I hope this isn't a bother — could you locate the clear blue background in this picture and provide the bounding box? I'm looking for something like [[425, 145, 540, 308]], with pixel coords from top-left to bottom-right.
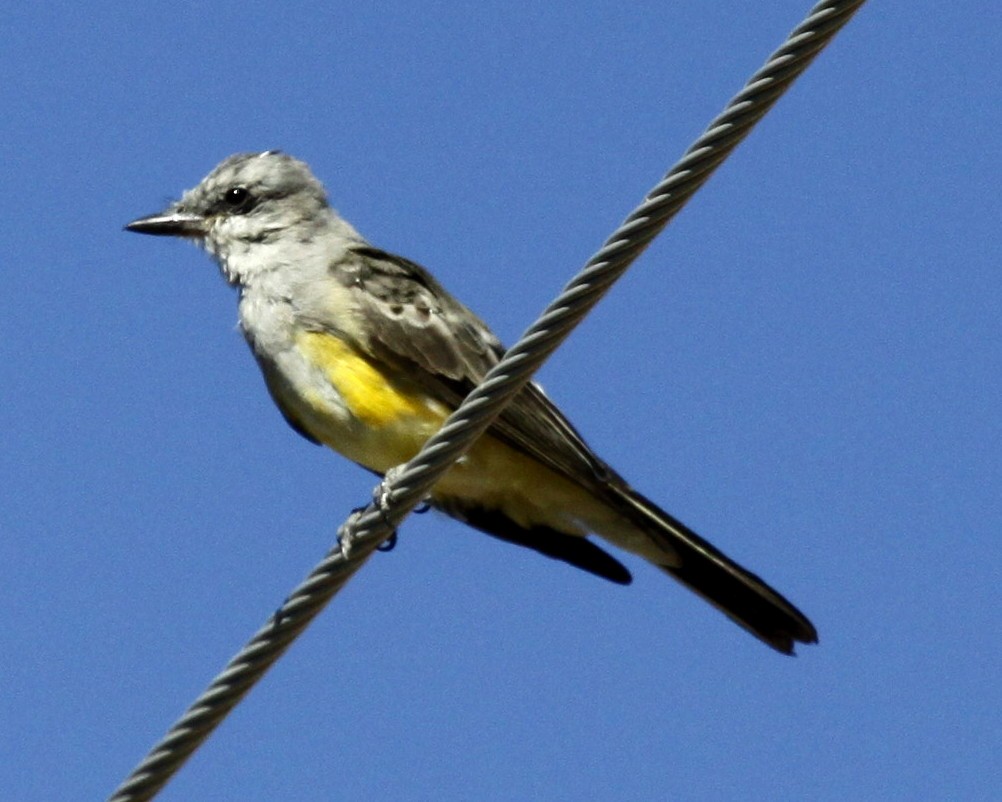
[[2, 2, 998, 800]]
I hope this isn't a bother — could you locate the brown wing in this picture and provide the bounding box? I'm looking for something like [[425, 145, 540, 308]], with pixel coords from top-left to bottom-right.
[[327, 245, 614, 490]]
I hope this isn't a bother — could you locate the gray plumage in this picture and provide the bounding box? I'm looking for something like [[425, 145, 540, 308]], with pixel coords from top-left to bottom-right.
[[127, 151, 818, 654]]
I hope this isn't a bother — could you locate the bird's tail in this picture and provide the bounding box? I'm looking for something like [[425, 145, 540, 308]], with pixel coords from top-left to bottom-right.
[[605, 484, 818, 654]]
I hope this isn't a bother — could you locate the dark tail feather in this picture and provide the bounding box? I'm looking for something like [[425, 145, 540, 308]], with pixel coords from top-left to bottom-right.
[[613, 486, 818, 655], [435, 499, 633, 585]]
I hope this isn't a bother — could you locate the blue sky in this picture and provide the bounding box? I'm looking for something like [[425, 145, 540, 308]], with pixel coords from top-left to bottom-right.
[[2, 2, 999, 800]]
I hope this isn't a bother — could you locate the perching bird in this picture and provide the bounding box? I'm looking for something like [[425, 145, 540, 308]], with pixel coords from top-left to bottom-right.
[[126, 151, 817, 654]]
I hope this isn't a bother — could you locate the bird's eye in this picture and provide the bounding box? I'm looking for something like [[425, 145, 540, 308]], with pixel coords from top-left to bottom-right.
[[222, 186, 253, 212]]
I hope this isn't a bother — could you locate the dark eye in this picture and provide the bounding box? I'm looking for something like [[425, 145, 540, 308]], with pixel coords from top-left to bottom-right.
[[222, 186, 254, 212]]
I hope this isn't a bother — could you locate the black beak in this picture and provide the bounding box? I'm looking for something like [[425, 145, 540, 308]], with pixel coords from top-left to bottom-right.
[[125, 210, 207, 238]]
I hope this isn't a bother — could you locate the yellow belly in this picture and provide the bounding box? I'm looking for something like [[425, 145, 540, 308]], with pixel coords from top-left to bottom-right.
[[292, 330, 449, 470], [284, 330, 591, 535]]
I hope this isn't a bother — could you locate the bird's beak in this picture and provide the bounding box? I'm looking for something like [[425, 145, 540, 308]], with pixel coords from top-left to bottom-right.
[[125, 209, 207, 238]]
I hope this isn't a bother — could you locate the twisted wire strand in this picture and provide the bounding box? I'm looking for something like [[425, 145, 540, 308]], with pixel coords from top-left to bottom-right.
[[108, 2, 864, 799]]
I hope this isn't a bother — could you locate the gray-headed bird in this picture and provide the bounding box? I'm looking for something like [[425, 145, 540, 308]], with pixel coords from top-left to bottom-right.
[[127, 151, 818, 654]]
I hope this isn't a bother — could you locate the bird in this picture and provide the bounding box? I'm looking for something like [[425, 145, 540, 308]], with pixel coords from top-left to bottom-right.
[[126, 150, 818, 654]]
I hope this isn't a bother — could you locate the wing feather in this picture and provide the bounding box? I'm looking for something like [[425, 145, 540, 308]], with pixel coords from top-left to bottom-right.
[[323, 245, 613, 488]]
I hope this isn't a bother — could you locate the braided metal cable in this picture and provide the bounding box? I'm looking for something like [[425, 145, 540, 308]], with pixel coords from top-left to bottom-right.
[[108, 2, 864, 799]]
